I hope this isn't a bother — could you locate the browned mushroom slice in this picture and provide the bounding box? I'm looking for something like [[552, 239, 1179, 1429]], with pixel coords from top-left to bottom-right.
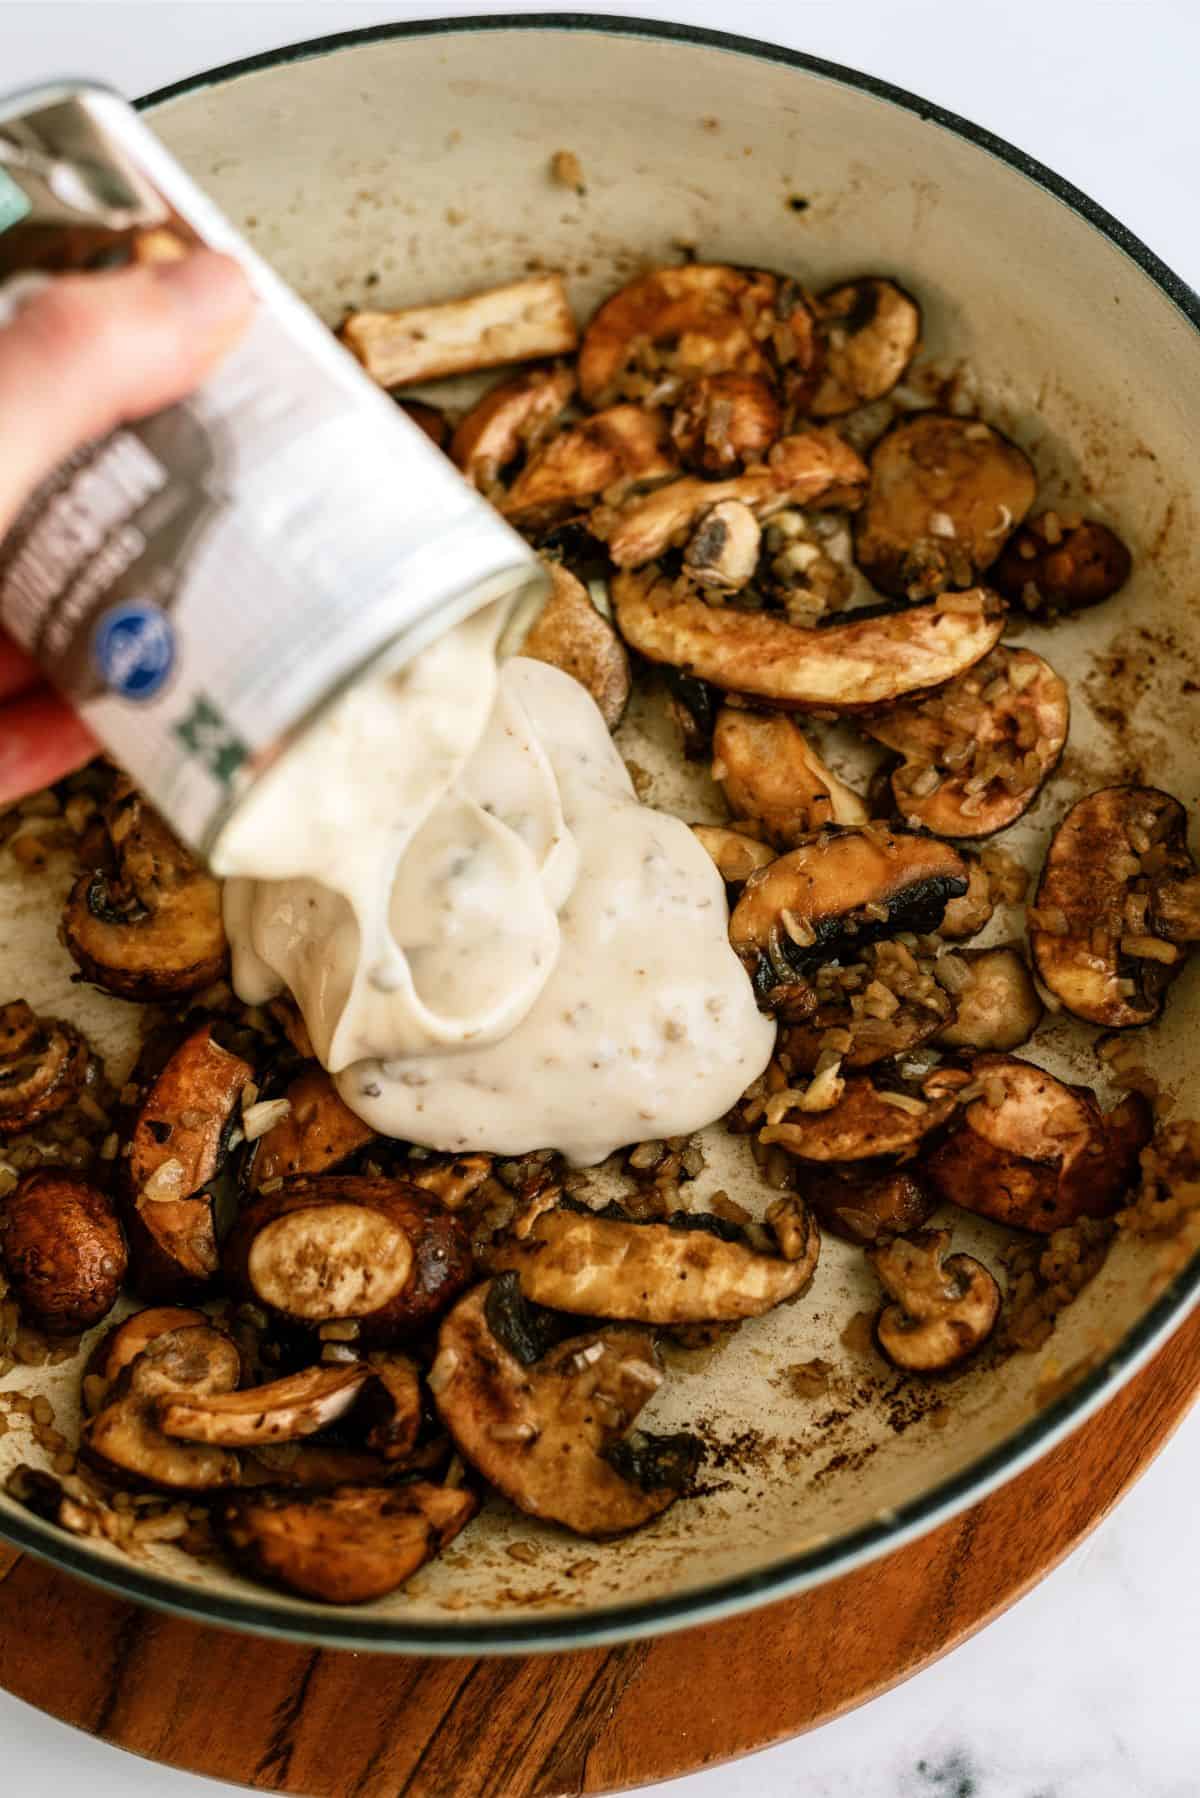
[[577, 263, 782, 405], [518, 563, 631, 729], [758, 1072, 961, 1164], [431, 1277, 700, 1538], [864, 647, 1069, 838], [62, 780, 228, 1001], [713, 707, 868, 847], [682, 499, 763, 592], [691, 824, 776, 887], [0, 1170, 126, 1336], [780, 940, 953, 1073], [398, 400, 450, 451], [405, 1153, 494, 1212], [1030, 787, 1197, 1028], [218, 1481, 478, 1605], [82, 1305, 211, 1413], [871, 1230, 1000, 1371], [450, 364, 576, 486], [670, 373, 784, 472], [83, 1324, 243, 1492], [854, 413, 1036, 599], [935, 947, 1043, 1052], [938, 855, 995, 940], [501, 403, 676, 532], [992, 515, 1132, 614], [225, 1175, 473, 1343], [599, 429, 867, 569], [492, 1195, 818, 1323], [159, 1363, 368, 1447], [614, 571, 1005, 709], [0, 1000, 90, 1135], [247, 1066, 375, 1193], [923, 1053, 1153, 1232], [801, 1168, 935, 1245], [358, 1354, 424, 1462], [729, 827, 967, 1009], [810, 278, 922, 417], [123, 1024, 253, 1299], [340, 273, 577, 387]]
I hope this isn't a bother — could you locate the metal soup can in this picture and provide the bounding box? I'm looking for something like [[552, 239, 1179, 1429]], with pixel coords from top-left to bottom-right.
[[0, 80, 546, 857]]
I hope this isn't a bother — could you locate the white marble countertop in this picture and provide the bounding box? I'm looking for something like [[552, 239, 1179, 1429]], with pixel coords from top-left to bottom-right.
[[3, 3, 1199, 1793]]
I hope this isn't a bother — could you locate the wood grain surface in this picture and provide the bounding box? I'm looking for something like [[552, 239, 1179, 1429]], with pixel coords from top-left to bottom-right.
[[1, 1305, 1198, 1797]]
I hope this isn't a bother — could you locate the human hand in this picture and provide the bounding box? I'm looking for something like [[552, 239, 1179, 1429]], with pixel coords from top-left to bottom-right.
[[0, 249, 254, 805]]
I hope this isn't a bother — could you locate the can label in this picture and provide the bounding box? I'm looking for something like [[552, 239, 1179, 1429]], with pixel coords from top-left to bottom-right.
[[0, 84, 541, 853]]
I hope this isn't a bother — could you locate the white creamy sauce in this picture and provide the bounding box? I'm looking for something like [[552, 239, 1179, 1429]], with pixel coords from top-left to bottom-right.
[[217, 606, 775, 1166]]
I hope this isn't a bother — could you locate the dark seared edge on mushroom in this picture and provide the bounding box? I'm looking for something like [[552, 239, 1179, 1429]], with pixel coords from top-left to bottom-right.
[[664, 667, 720, 759], [729, 826, 968, 1010], [518, 562, 632, 730], [992, 514, 1132, 615], [853, 412, 1036, 599], [0, 999, 90, 1135], [810, 277, 922, 418], [244, 1064, 376, 1193], [863, 646, 1070, 839], [759, 1070, 963, 1165], [923, 1053, 1153, 1233], [712, 707, 867, 847], [122, 1023, 253, 1300], [613, 569, 1005, 710], [224, 1174, 473, 1344], [870, 1229, 1000, 1372], [800, 1168, 935, 1246], [218, 1481, 479, 1605], [83, 1323, 243, 1492], [0, 1170, 126, 1335], [1030, 786, 1200, 1028], [61, 778, 228, 1001], [491, 1191, 819, 1323], [430, 1276, 702, 1538]]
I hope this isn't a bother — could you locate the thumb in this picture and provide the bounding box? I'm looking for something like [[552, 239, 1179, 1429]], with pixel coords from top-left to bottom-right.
[[0, 249, 254, 535]]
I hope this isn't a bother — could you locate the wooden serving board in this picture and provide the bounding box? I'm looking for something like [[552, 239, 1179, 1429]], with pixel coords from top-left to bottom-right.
[[1, 1304, 1198, 1797]]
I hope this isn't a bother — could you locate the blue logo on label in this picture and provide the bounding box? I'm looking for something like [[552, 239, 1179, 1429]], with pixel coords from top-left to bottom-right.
[[92, 602, 175, 701]]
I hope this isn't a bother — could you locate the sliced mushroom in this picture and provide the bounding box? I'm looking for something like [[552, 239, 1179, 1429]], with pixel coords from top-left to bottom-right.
[[864, 646, 1069, 837], [599, 429, 867, 568], [405, 1153, 495, 1212], [492, 1194, 818, 1323], [938, 855, 995, 940], [758, 1071, 961, 1164], [501, 402, 676, 532], [0, 1170, 126, 1335], [810, 278, 922, 417], [613, 571, 1005, 709], [0, 1000, 90, 1135], [801, 1168, 935, 1245], [691, 824, 776, 886], [871, 1230, 1000, 1371], [450, 364, 576, 486], [158, 1363, 368, 1448], [218, 1481, 478, 1605], [993, 514, 1131, 614], [713, 707, 868, 847], [123, 1024, 253, 1299], [682, 499, 762, 592], [82, 1305, 210, 1414], [340, 273, 577, 387], [83, 1324, 242, 1491], [670, 373, 783, 472], [935, 946, 1043, 1051], [431, 1276, 700, 1537], [1030, 787, 1198, 1028], [62, 779, 228, 1001], [225, 1175, 473, 1343], [398, 400, 450, 451], [357, 1353, 425, 1462], [518, 562, 632, 729], [779, 940, 954, 1072], [923, 1053, 1153, 1231], [854, 413, 1036, 598], [577, 263, 786, 406], [729, 827, 967, 1008], [246, 1066, 376, 1193], [664, 667, 720, 758]]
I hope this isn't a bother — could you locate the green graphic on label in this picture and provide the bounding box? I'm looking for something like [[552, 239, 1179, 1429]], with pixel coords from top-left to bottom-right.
[[0, 169, 31, 235], [175, 696, 249, 788]]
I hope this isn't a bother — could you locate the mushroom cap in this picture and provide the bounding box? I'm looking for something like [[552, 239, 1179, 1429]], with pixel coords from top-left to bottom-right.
[[992, 516, 1131, 614], [83, 1305, 211, 1412], [760, 1072, 961, 1164], [811, 277, 922, 417], [935, 946, 1043, 1052], [246, 1065, 375, 1192], [449, 364, 575, 485], [83, 1324, 243, 1492], [713, 707, 868, 847], [502, 403, 676, 531], [577, 263, 782, 405], [519, 562, 632, 730], [0, 1170, 126, 1336], [801, 1168, 935, 1245], [871, 1229, 1000, 1371], [0, 1000, 90, 1136], [671, 373, 784, 473]]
